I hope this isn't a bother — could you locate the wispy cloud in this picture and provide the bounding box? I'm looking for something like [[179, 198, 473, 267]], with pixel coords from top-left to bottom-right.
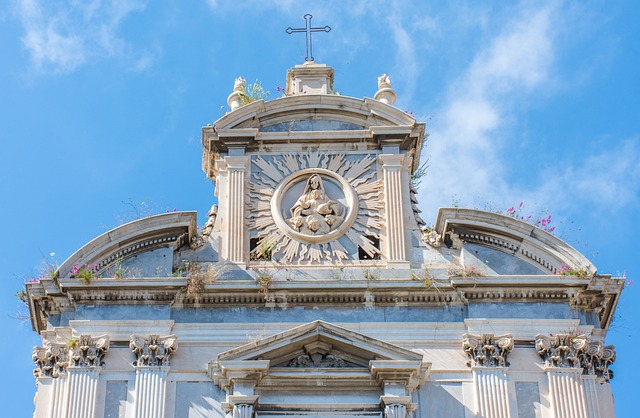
[[14, 0, 147, 74], [418, 3, 557, 217]]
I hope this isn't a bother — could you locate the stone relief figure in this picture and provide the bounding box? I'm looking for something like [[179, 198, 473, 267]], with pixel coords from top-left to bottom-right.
[[289, 174, 344, 235]]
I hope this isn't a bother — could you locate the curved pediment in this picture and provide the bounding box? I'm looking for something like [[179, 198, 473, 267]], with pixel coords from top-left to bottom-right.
[[56, 212, 197, 278], [213, 95, 420, 131], [201, 95, 426, 178], [435, 208, 596, 276]]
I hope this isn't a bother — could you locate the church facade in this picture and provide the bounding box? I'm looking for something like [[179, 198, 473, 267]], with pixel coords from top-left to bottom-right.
[[26, 62, 622, 418]]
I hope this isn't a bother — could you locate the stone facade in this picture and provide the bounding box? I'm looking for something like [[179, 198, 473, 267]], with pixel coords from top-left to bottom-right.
[[25, 62, 623, 418]]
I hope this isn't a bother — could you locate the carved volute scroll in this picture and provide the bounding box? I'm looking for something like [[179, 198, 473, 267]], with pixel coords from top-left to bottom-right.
[[462, 333, 514, 367], [33, 342, 68, 378], [130, 334, 178, 367], [535, 334, 588, 368], [70, 335, 110, 368], [581, 342, 616, 381], [287, 341, 351, 368]]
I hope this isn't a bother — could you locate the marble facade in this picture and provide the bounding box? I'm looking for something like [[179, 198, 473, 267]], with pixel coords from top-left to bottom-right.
[[26, 62, 622, 418]]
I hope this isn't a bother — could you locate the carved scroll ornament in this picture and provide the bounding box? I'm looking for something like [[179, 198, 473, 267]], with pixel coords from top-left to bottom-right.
[[130, 334, 178, 367], [581, 342, 616, 381], [462, 333, 514, 367], [33, 342, 68, 378], [70, 334, 110, 368], [535, 334, 588, 368]]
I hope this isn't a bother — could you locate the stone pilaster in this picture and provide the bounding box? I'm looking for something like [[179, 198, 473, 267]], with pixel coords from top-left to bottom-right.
[[66, 335, 110, 418], [33, 342, 69, 418], [463, 334, 514, 418], [380, 397, 410, 418], [130, 334, 178, 418], [218, 155, 249, 265], [228, 395, 259, 418], [579, 342, 616, 418], [379, 154, 408, 266], [535, 334, 589, 418]]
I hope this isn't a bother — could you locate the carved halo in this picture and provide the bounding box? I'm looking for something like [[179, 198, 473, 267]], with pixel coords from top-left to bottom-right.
[[272, 169, 358, 245]]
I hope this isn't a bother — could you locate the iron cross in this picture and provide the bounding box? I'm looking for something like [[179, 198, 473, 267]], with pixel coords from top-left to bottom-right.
[[286, 14, 331, 62]]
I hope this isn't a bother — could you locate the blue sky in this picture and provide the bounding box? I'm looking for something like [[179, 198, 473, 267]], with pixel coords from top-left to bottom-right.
[[1, 1, 638, 416]]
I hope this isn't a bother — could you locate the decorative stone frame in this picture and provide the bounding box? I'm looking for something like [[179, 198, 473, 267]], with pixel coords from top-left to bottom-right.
[[271, 168, 358, 245]]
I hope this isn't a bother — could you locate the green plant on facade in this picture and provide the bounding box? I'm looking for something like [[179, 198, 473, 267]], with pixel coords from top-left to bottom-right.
[[241, 80, 270, 105], [254, 269, 273, 294], [70, 263, 101, 285], [184, 262, 219, 296], [558, 265, 589, 279], [68, 338, 77, 349], [362, 268, 380, 281], [410, 268, 437, 288]]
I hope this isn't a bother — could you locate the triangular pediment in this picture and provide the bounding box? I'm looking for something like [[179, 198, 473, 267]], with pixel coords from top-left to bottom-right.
[[218, 320, 423, 369]]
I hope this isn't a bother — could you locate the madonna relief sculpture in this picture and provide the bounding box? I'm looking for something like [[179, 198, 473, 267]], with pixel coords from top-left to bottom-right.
[[289, 174, 344, 236]]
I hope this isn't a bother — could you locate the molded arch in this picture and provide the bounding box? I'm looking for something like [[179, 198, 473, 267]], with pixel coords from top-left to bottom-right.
[[435, 208, 596, 276], [57, 212, 197, 278]]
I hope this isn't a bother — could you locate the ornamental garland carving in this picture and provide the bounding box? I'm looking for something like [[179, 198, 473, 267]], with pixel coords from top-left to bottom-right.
[[33, 342, 68, 378], [130, 334, 178, 367], [462, 333, 514, 367], [248, 151, 383, 264], [580, 342, 616, 381], [535, 334, 588, 368], [70, 335, 110, 368]]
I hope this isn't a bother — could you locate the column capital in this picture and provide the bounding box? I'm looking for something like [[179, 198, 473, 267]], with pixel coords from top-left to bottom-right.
[[462, 333, 513, 368], [535, 333, 587, 369], [69, 334, 110, 368], [378, 153, 405, 167], [130, 334, 177, 367], [33, 342, 68, 378], [580, 342, 616, 382]]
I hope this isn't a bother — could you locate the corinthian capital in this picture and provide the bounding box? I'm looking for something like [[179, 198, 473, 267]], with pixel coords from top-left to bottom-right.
[[535, 334, 588, 368], [33, 342, 68, 378], [462, 333, 514, 367], [130, 334, 178, 367], [70, 335, 110, 368], [581, 342, 616, 381]]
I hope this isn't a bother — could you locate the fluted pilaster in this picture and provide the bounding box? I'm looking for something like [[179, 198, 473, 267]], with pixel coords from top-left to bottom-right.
[[379, 154, 407, 264], [536, 334, 589, 418], [218, 156, 249, 264], [463, 334, 513, 418], [130, 334, 177, 418]]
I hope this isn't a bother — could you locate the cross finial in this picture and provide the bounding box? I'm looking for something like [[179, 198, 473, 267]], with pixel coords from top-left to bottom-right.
[[286, 14, 331, 62]]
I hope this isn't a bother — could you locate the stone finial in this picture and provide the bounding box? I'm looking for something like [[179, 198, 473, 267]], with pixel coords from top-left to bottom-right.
[[581, 342, 616, 381], [130, 334, 178, 367], [70, 335, 110, 368], [228, 77, 247, 111], [374, 73, 397, 105], [33, 342, 68, 378], [463, 333, 514, 367], [535, 334, 588, 368], [378, 74, 391, 89], [233, 77, 246, 92]]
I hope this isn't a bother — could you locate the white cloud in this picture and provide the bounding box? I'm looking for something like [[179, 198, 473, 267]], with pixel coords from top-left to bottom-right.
[[539, 139, 640, 211], [418, 3, 556, 217], [14, 0, 147, 73]]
